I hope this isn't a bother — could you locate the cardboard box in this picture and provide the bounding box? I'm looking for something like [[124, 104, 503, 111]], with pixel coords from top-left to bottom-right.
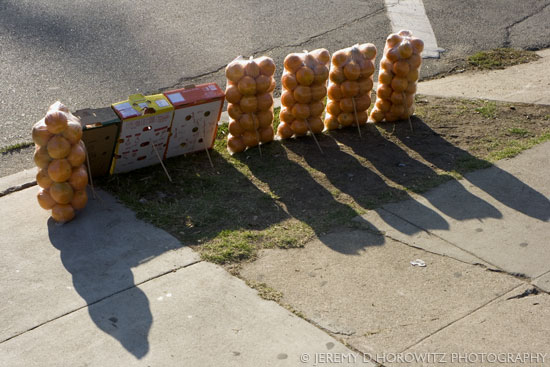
[[73, 107, 120, 178], [111, 94, 174, 174], [163, 83, 225, 158]]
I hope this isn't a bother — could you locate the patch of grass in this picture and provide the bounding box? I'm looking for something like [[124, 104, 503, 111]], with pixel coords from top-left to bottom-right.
[[475, 101, 497, 119], [507, 127, 531, 137], [246, 281, 283, 302], [488, 132, 550, 161], [455, 155, 492, 172], [467, 48, 540, 70], [1, 141, 34, 154], [201, 230, 257, 264]]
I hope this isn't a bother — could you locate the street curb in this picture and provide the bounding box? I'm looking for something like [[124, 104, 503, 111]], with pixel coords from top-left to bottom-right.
[[0, 168, 37, 198]]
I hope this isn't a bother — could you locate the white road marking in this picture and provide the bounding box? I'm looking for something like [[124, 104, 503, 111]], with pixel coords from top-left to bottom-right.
[[384, 0, 445, 58]]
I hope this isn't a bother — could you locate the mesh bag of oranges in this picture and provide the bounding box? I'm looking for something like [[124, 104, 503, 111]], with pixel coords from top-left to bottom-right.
[[324, 43, 377, 131], [277, 49, 330, 139], [33, 101, 89, 223], [225, 56, 276, 154], [369, 30, 424, 123]]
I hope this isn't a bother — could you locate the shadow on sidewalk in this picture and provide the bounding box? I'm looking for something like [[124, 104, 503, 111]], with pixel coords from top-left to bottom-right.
[[391, 117, 550, 222]]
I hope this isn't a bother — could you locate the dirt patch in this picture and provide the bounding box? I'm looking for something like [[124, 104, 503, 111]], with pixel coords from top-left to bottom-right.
[[99, 95, 550, 264]]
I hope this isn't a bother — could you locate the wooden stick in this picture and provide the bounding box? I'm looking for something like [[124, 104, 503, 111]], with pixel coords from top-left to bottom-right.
[[82, 141, 98, 201], [306, 121, 324, 154], [202, 121, 214, 168], [256, 129, 262, 158], [152, 143, 173, 182], [352, 97, 362, 138]]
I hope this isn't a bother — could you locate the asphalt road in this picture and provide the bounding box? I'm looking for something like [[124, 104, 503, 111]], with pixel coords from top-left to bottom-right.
[[1, 0, 550, 176]]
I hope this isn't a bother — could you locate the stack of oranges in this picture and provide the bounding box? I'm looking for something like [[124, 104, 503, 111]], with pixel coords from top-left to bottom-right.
[[369, 30, 424, 123], [225, 56, 276, 154], [324, 43, 377, 130], [33, 102, 88, 223], [277, 49, 330, 139]]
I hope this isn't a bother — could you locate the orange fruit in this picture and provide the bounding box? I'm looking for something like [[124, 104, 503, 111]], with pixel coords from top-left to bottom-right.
[[239, 114, 259, 131], [324, 115, 339, 130], [281, 90, 296, 108], [390, 91, 405, 105], [228, 120, 244, 136], [389, 103, 405, 117], [377, 84, 393, 100], [279, 108, 295, 123], [293, 86, 312, 104], [257, 93, 273, 111], [411, 38, 424, 54], [291, 119, 308, 136], [338, 112, 354, 127], [375, 98, 391, 112], [332, 50, 350, 67], [48, 101, 69, 113], [339, 98, 354, 113], [407, 68, 419, 83], [327, 83, 343, 100], [312, 48, 331, 65], [398, 29, 412, 37], [67, 142, 86, 167], [32, 119, 53, 147], [244, 61, 260, 78], [69, 165, 88, 191], [355, 94, 371, 111], [407, 105, 415, 116], [329, 67, 346, 84], [281, 73, 298, 91], [267, 79, 276, 93], [239, 96, 258, 113], [385, 48, 400, 62], [47, 158, 72, 182], [391, 77, 408, 93], [296, 66, 315, 86], [358, 78, 374, 95], [370, 108, 385, 123], [258, 126, 274, 143], [71, 189, 88, 210], [237, 76, 256, 96], [313, 64, 329, 84], [284, 53, 303, 73], [277, 122, 294, 139], [358, 43, 377, 60], [385, 112, 399, 122], [36, 168, 53, 189], [227, 103, 243, 120], [309, 101, 325, 117], [386, 33, 403, 47], [62, 120, 83, 145], [408, 54, 422, 69], [405, 93, 415, 107], [310, 84, 327, 101], [326, 101, 341, 116], [45, 110, 68, 134], [34, 145, 52, 169], [398, 41, 414, 59], [227, 135, 246, 153], [258, 57, 276, 76], [343, 62, 360, 81], [307, 117, 324, 134], [405, 82, 417, 95], [380, 58, 394, 72], [257, 109, 274, 128], [378, 71, 393, 85], [226, 62, 245, 83], [242, 130, 259, 147], [37, 188, 57, 210], [50, 182, 74, 204], [356, 110, 368, 126], [392, 60, 410, 77], [51, 204, 75, 223], [359, 60, 375, 78], [292, 104, 310, 120], [255, 74, 272, 94], [47, 135, 71, 159], [225, 85, 242, 104], [340, 80, 359, 98]]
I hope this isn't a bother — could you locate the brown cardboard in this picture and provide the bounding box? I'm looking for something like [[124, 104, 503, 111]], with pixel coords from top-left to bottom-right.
[[73, 108, 120, 178]]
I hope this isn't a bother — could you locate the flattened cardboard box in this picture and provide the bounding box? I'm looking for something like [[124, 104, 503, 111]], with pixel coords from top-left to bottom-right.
[[111, 94, 174, 174], [74, 107, 120, 178], [163, 83, 225, 158]]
